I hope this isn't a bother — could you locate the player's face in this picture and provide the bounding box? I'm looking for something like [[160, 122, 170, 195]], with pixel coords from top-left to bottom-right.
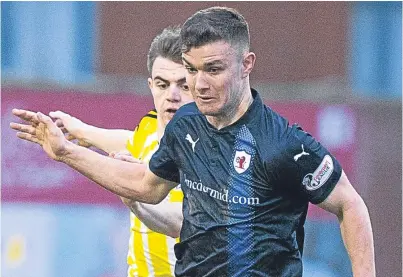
[[182, 41, 246, 117], [148, 57, 194, 126]]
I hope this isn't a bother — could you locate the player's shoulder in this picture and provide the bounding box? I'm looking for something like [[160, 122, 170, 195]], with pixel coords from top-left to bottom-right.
[[258, 105, 291, 137], [127, 110, 158, 157], [267, 108, 314, 149], [169, 102, 201, 126], [256, 105, 315, 152], [136, 109, 158, 132], [139, 109, 157, 123]]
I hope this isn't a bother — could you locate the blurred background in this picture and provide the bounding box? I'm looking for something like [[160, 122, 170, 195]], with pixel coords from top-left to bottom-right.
[[1, 2, 401, 277]]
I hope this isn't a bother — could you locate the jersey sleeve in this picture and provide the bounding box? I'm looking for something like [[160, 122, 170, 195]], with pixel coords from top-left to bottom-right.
[[149, 121, 180, 183], [275, 124, 343, 204]]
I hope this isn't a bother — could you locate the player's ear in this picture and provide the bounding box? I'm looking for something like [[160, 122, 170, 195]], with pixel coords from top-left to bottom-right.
[[241, 52, 256, 78], [148, 78, 153, 90]]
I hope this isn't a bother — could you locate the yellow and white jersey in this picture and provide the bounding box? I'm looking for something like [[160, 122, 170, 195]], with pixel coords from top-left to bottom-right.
[[126, 110, 183, 277]]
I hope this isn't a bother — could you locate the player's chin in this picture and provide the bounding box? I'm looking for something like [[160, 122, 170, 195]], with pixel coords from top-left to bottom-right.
[[163, 110, 176, 122], [196, 103, 221, 116]]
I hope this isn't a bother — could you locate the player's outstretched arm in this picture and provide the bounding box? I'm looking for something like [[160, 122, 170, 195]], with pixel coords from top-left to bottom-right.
[[10, 109, 175, 204], [317, 171, 376, 277], [122, 198, 183, 238], [112, 151, 183, 238], [49, 110, 133, 154]]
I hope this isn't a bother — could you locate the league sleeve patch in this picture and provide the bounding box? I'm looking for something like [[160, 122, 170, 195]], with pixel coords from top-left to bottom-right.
[[302, 155, 334, 191]]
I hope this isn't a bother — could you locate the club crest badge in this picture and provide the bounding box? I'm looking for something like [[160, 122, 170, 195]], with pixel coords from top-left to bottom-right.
[[233, 150, 251, 174]]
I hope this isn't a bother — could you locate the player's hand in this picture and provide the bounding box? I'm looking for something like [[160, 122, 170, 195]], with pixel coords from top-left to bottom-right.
[[109, 150, 143, 164], [49, 110, 92, 148], [10, 109, 70, 161]]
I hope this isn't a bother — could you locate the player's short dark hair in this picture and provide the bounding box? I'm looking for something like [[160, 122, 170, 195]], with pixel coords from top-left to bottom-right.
[[147, 26, 182, 74], [181, 7, 250, 54]]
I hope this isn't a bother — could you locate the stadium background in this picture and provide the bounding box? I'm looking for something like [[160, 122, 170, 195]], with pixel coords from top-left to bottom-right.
[[1, 2, 401, 277]]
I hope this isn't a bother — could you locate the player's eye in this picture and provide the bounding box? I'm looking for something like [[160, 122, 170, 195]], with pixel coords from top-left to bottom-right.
[[185, 66, 197, 74], [156, 83, 168, 89], [208, 67, 221, 74], [181, 84, 190, 91]]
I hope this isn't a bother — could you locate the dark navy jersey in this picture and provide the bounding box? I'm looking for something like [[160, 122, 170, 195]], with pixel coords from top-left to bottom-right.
[[149, 89, 342, 277]]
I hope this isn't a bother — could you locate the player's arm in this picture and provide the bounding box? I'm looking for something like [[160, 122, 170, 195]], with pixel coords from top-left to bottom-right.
[[122, 198, 183, 238], [317, 171, 375, 277], [10, 109, 175, 203], [281, 124, 375, 277], [62, 141, 176, 203], [49, 110, 133, 153], [112, 151, 183, 238]]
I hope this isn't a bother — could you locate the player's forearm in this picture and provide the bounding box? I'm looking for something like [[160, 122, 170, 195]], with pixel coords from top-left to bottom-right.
[[124, 198, 183, 238], [79, 125, 133, 153], [339, 197, 376, 277], [60, 141, 160, 203]]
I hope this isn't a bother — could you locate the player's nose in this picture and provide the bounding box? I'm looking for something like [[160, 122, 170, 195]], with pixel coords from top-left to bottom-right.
[[167, 85, 181, 102], [194, 72, 209, 92]]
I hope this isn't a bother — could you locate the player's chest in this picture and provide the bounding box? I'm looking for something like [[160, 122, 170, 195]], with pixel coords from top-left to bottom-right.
[[175, 127, 272, 194], [178, 128, 245, 169]]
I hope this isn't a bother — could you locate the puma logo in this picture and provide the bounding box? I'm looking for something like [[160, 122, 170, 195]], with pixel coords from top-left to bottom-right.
[[185, 134, 199, 152], [294, 144, 309, 161]]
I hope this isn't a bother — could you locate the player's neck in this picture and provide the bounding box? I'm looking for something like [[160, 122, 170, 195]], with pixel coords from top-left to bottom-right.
[[206, 87, 253, 130]]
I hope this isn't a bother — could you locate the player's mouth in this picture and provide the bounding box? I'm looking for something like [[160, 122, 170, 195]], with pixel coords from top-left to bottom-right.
[[198, 96, 214, 103], [165, 108, 178, 115]]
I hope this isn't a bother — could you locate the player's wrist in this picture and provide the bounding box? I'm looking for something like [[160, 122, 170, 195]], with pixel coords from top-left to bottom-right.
[[58, 140, 79, 163], [75, 122, 94, 144]]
